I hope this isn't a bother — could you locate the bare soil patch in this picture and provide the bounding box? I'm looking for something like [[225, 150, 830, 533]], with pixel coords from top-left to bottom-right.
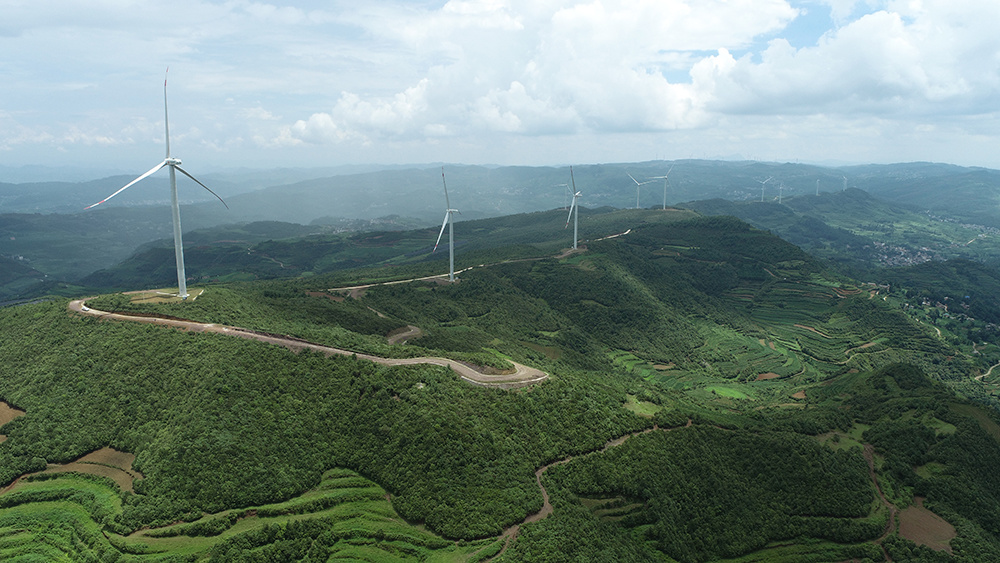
[[40, 447, 143, 492], [0, 401, 25, 426], [306, 291, 344, 302], [388, 325, 423, 345], [756, 372, 781, 381], [791, 390, 807, 400], [899, 497, 956, 553], [794, 324, 831, 338], [0, 401, 25, 443], [653, 363, 675, 370]]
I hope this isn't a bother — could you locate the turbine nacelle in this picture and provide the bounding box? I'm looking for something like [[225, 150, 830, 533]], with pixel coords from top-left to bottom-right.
[[166, 157, 182, 166]]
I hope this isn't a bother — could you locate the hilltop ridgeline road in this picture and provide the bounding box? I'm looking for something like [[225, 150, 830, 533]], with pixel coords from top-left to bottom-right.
[[68, 299, 548, 389]]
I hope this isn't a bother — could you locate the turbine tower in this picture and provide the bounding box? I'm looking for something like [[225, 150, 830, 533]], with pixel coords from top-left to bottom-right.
[[565, 166, 581, 249], [84, 69, 227, 300], [433, 167, 459, 282], [778, 182, 785, 204], [756, 176, 773, 202], [648, 165, 674, 210], [842, 176, 847, 191], [816, 179, 820, 196], [626, 171, 654, 209]]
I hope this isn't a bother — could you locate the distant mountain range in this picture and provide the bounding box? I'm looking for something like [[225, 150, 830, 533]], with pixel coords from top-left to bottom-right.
[[3, 159, 1000, 302]]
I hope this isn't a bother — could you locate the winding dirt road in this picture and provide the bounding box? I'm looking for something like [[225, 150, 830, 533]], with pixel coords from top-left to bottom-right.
[[68, 299, 547, 389]]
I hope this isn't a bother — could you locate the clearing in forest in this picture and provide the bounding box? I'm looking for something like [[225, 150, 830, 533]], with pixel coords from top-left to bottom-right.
[[43, 447, 143, 492], [898, 497, 956, 553]]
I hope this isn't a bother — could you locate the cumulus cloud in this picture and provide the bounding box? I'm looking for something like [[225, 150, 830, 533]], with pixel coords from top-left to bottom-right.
[[5, 0, 1000, 167]]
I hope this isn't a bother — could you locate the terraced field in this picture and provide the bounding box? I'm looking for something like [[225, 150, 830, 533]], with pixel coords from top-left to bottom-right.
[[0, 467, 499, 561]]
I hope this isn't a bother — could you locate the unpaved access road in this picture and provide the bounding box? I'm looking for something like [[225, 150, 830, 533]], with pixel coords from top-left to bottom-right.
[[69, 299, 547, 389]]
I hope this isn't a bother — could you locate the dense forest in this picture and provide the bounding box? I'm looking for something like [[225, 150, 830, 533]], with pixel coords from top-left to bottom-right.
[[3, 209, 1000, 561]]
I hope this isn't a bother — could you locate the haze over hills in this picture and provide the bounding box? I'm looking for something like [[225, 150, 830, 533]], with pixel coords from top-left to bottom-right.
[[4, 159, 1000, 302]]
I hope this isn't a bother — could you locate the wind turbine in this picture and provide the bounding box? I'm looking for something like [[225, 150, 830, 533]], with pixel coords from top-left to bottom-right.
[[565, 166, 581, 250], [433, 167, 459, 282], [816, 179, 820, 196], [842, 176, 847, 191], [648, 165, 674, 210], [84, 69, 227, 300], [778, 182, 785, 204], [756, 176, 773, 202], [626, 171, 654, 209]]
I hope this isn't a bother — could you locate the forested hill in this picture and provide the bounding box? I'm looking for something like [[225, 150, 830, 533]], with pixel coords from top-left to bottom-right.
[[3, 209, 1000, 560]]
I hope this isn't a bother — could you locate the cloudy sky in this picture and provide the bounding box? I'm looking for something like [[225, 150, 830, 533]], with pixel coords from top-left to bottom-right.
[[2, 0, 999, 173]]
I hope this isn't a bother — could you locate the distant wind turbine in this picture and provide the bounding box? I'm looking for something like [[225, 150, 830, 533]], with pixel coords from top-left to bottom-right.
[[648, 165, 674, 210], [842, 176, 847, 191], [626, 171, 654, 209], [433, 167, 459, 282], [756, 176, 773, 202], [816, 179, 820, 196], [84, 69, 227, 300], [778, 182, 785, 204], [566, 167, 581, 250]]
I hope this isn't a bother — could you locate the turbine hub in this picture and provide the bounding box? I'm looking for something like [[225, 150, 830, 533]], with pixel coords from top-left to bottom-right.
[[166, 157, 182, 166]]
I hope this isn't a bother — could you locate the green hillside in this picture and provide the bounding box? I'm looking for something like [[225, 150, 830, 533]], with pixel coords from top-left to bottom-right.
[[3, 209, 1000, 560]]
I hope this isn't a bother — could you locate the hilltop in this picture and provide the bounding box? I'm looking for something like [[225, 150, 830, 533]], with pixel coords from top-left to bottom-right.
[[2, 208, 1000, 560]]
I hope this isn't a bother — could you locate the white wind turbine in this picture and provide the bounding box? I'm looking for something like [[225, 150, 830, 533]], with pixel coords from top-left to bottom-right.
[[648, 165, 674, 210], [626, 171, 654, 209], [756, 176, 773, 202], [84, 69, 227, 300], [433, 167, 459, 282], [565, 166, 581, 250], [778, 182, 785, 204]]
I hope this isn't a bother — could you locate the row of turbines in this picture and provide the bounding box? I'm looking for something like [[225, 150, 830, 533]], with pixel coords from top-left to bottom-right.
[[85, 73, 856, 295], [755, 175, 850, 203], [84, 72, 598, 296]]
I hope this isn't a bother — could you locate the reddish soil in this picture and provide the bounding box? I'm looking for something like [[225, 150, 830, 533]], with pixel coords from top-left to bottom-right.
[[791, 390, 807, 400], [794, 324, 831, 338], [3, 447, 143, 495], [898, 497, 956, 553], [0, 402, 25, 426], [387, 325, 423, 345], [306, 291, 344, 302], [756, 372, 781, 381], [864, 444, 898, 561], [0, 401, 26, 444]]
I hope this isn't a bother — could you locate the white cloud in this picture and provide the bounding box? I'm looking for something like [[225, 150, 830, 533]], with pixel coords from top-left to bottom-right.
[[4, 0, 1000, 168]]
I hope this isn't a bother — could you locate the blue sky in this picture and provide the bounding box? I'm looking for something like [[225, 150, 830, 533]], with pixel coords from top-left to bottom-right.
[[2, 0, 998, 174]]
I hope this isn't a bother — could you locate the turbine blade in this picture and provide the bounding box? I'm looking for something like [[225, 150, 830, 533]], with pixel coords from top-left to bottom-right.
[[164, 67, 171, 159], [626, 171, 640, 186], [433, 212, 449, 252], [441, 167, 450, 210], [565, 197, 576, 228], [174, 165, 229, 209], [84, 161, 166, 209]]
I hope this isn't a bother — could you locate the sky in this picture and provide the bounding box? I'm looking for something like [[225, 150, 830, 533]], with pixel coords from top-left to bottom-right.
[[2, 0, 999, 174]]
